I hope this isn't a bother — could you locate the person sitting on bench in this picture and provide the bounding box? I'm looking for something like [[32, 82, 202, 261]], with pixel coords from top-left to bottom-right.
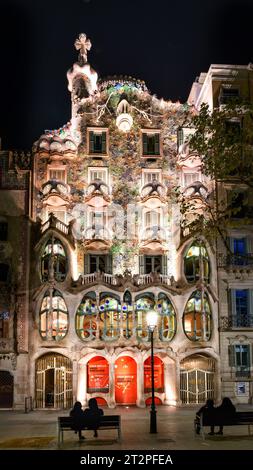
[[215, 397, 236, 435], [195, 399, 215, 435], [83, 398, 104, 438], [70, 401, 85, 441]]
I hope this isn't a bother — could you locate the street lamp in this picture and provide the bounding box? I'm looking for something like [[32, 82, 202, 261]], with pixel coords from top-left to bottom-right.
[[146, 309, 158, 434]]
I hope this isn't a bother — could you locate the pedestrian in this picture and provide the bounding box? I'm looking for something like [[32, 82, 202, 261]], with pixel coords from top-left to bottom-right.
[[83, 398, 104, 437], [195, 398, 215, 435], [70, 401, 85, 441], [215, 397, 236, 435]]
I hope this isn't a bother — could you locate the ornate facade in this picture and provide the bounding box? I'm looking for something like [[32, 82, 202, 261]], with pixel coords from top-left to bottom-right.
[[2, 37, 251, 410]]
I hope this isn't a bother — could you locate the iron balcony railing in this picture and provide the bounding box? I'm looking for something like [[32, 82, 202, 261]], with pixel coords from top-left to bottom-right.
[[220, 314, 253, 330], [218, 253, 253, 268]]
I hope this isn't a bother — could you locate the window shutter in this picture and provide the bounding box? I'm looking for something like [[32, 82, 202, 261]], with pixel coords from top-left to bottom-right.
[[101, 132, 107, 154], [106, 254, 113, 274], [154, 133, 160, 155], [162, 255, 167, 276], [143, 134, 148, 155], [230, 289, 236, 317], [245, 344, 251, 368], [228, 345, 235, 367], [246, 236, 253, 254], [89, 131, 94, 153], [248, 289, 253, 316], [228, 237, 234, 253], [177, 128, 184, 148], [139, 254, 145, 275], [84, 255, 90, 274]]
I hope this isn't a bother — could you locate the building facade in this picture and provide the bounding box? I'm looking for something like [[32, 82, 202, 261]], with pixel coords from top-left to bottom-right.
[[189, 64, 253, 405], [3, 37, 252, 410]]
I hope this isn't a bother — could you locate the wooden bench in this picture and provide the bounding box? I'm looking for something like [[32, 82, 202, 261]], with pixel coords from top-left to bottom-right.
[[58, 415, 121, 447], [194, 411, 253, 440]]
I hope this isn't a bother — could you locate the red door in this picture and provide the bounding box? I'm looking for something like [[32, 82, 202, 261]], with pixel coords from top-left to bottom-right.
[[144, 356, 164, 393], [115, 356, 137, 405], [87, 356, 109, 393]]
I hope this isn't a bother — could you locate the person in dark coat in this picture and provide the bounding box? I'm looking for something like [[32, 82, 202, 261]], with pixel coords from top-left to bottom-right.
[[70, 401, 85, 440], [83, 398, 104, 437], [215, 397, 236, 435], [195, 398, 215, 435]]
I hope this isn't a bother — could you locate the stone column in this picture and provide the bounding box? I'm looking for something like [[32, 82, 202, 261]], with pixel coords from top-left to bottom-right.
[[72, 359, 78, 404], [137, 355, 145, 407], [108, 357, 116, 408], [77, 363, 87, 406]]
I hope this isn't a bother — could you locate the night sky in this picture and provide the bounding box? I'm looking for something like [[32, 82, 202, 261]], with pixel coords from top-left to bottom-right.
[[0, 0, 253, 150]]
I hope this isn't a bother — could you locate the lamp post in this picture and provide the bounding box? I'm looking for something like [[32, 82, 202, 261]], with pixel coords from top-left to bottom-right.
[[146, 309, 158, 434]]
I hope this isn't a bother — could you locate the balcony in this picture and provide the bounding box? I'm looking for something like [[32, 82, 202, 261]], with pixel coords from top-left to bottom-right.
[[218, 253, 253, 268], [234, 367, 251, 379], [74, 271, 173, 289], [219, 314, 253, 330]]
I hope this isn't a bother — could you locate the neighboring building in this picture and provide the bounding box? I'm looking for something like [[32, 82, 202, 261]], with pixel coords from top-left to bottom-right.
[[189, 64, 253, 404], [0, 144, 31, 409]]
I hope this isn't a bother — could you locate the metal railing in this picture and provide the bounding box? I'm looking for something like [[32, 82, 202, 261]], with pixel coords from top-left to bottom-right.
[[218, 253, 253, 268], [220, 315, 253, 330]]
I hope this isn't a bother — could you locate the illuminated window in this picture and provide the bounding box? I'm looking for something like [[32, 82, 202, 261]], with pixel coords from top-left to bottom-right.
[[76, 292, 97, 341], [88, 167, 108, 184], [183, 172, 200, 187], [142, 169, 162, 186], [135, 295, 155, 341], [48, 168, 66, 182], [39, 289, 68, 341], [184, 241, 210, 283], [41, 237, 67, 282], [88, 129, 107, 155], [122, 290, 133, 339], [142, 131, 160, 156], [228, 344, 251, 378], [157, 293, 176, 341], [99, 295, 120, 340], [183, 290, 212, 341]]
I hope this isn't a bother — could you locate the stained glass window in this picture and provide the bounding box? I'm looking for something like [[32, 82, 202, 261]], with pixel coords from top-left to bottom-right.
[[184, 241, 210, 283], [40, 289, 68, 341], [76, 292, 97, 341], [136, 295, 155, 341], [41, 237, 67, 282], [157, 294, 176, 341], [99, 295, 120, 340], [183, 290, 212, 341]]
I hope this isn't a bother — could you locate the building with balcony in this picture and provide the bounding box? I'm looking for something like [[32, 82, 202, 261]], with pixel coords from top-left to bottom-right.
[[189, 63, 253, 404], [6, 37, 250, 410]]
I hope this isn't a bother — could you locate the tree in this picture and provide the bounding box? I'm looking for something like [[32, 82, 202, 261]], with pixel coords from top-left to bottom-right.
[[178, 100, 253, 250], [189, 101, 253, 188]]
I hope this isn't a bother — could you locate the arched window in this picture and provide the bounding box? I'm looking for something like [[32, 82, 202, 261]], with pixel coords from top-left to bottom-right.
[[157, 293, 176, 341], [122, 291, 133, 339], [41, 237, 67, 282], [135, 294, 155, 341], [40, 289, 68, 341], [184, 241, 210, 283], [183, 290, 212, 341], [99, 294, 120, 340], [76, 292, 97, 341]]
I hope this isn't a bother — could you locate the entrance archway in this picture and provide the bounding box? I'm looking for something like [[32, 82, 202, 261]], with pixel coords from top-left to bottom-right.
[[115, 356, 137, 405], [0, 371, 13, 408], [180, 354, 215, 404], [35, 353, 72, 408]]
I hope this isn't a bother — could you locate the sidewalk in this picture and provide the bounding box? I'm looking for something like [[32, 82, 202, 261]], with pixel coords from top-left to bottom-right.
[[0, 405, 253, 450]]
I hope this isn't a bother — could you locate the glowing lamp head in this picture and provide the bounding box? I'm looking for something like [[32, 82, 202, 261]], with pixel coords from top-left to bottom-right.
[[116, 113, 133, 132], [146, 309, 158, 331]]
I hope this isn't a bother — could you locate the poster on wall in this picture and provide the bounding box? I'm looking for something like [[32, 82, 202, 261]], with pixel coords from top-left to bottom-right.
[[87, 358, 109, 393], [144, 357, 164, 393]]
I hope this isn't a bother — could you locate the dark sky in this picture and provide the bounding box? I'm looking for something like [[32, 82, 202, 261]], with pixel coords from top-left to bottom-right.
[[0, 0, 253, 150]]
